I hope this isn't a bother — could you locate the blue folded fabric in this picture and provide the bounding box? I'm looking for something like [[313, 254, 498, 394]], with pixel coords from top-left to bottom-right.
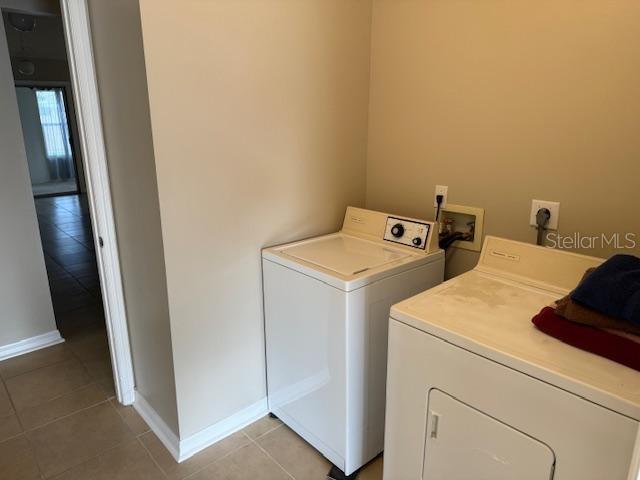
[[571, 254, 640, 325]]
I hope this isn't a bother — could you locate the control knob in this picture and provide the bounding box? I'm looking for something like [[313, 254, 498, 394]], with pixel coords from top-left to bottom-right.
[[412, 237, 422, 246], [391, 223, 405, 238]]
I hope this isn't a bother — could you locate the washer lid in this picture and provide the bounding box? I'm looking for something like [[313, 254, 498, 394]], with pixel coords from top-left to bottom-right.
[[283, 235, 411, 276]]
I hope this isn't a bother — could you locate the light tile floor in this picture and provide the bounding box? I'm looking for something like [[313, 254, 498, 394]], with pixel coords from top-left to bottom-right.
[[0, 344, 382, 479], [7, 194, 384, 479]]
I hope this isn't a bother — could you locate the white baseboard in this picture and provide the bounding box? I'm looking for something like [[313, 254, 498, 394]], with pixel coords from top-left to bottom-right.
[[179, 398, 268, 462], [133, 391, 180, 461], [0, 330, 64, 362], [134, 391, 268, 463]]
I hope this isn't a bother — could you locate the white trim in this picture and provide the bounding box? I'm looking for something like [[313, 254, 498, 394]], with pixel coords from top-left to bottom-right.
[[627, 428, 640, 480], [179, 398, 269, 462], [60, 0, 135, 405], [134, 391, 180, 460], [0, 330, 64, 361], [134, 391, 268, 463]]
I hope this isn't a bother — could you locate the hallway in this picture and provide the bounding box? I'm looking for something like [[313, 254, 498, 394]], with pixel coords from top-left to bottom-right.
[[34, 194, 105, 337], [34, 193, 116, 393]]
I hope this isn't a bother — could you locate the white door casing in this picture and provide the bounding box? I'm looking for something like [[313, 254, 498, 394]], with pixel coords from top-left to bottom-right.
[[60, 0, 135, 404]]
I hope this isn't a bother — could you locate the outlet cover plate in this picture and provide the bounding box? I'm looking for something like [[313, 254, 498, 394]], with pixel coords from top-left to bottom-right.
[[530, 199, 560, 230], [434, 185, 448, 208]]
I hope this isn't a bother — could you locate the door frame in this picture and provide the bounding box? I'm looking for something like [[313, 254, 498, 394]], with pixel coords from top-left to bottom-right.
[[60, 0, 135, 404]]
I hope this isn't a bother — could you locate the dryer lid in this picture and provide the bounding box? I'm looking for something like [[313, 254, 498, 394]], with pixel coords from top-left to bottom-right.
[[283, 235, 411, 276]]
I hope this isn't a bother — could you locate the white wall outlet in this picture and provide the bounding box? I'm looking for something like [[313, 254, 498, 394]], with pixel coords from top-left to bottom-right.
[[434, 185, 448, 208], [530, 199, 560, 230]]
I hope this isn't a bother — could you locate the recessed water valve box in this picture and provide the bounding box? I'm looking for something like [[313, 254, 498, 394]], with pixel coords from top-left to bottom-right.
[[439, 204, 485, 252]]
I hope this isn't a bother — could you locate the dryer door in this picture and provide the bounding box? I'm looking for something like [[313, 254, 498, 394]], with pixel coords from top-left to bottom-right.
[[423, 390, 555, 480]]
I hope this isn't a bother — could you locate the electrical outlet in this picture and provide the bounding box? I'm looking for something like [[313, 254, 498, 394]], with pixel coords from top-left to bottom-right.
[[434, 185, 448, 208], [529, 199, 560, 230]]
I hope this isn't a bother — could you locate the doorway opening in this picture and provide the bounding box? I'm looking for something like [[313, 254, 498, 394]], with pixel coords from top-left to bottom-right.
[[2, 8, 115, 396], [16, 84, 82, 196]]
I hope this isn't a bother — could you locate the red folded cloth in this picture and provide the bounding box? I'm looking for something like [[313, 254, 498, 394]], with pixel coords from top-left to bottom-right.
[[532, 306, 640, 372]]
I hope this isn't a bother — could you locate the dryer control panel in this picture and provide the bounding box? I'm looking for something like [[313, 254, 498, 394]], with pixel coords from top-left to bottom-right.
[[384, 217, 431, 250]]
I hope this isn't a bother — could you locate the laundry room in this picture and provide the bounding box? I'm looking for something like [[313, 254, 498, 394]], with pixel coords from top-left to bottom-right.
[[0, 1, 638, 479]]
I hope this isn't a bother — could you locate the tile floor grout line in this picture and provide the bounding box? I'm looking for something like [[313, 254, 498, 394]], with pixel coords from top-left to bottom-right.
[[41, 428, 142, 480], [247, 433, 297, 480], [1, 374, 26, 434], [136, 435, 171, 480], [0, 423, 27, 445], [22, 431, 47, 479], [0, 430, 25, 445], [109, 397, 151, 437], [3, 375, 109, 437], [21, 397, 110, 434], [93, 378, 117, 402], [4, 363, 99, 421], [178, 432, 259, 480], [253, 422, 284, 441], [38, 390, 138, 476], [65, 337, 106, 384], [42, 250, 68, 272], [55, 273, 95, 297], [0, 351, 75, 382], [6, 413, 27, 439]]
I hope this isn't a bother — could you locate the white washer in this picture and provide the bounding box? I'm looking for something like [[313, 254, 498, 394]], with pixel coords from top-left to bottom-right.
[[262, 207, 444, 475], [384, 236, 640, 480]]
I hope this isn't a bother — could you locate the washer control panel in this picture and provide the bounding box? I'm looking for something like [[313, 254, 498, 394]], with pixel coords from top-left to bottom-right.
[[384, 216, 431, 250]]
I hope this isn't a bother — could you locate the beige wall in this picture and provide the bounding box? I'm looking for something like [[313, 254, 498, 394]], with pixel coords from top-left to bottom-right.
[[139, 0, 372, 437], [367, 0, 640, 278], [84, 0, 640, 443], [87, 0, 179, 434], [0, 19, 56, 347]]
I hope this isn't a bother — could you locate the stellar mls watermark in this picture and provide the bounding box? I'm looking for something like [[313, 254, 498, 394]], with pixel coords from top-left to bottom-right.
[[546, 232, 637, 250]]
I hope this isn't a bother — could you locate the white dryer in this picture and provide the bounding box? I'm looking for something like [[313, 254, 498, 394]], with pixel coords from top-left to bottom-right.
[[384, 236, 640, 480], [262, 207, 444, 476]]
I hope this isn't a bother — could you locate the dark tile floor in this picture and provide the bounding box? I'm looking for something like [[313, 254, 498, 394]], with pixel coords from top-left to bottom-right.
[[34, 194, 105, 339]]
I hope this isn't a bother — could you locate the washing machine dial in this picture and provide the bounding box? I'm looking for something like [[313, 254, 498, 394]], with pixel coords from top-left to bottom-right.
[[391, 224, 405, 238]]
